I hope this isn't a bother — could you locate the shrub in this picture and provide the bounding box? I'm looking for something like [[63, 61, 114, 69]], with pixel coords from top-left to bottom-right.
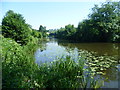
[[1, 37, 38, 88]]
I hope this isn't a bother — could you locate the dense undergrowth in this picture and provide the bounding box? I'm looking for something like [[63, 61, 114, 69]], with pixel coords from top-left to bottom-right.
[[1, 36, 38, 88]]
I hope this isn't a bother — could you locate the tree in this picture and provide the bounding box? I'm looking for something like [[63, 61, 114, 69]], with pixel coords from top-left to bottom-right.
[[76, 2, 120, 42], [2, 10, 31, 45], [50, 2, 120, 42], [39, 25, 47, 37], [89, 2, 120, 42], [55, 24, 76, 40], [32, 29, 42, 38], [64, 24, 76, 39], [39, 25, 46, 32]]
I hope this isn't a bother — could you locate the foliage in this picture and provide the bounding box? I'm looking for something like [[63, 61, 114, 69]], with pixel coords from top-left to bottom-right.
[[36, 56, 85, 88], [31, 29, 42, 38], [1, 36, 102, 88], [2, 10, 32, 45], [1, 37, 38, 88], [88, 2, 120, 42], [80, 50, 118, 75], [55, 24, 76, 40], [53, 2, 120, 43], [39, 25, 47, 37], [2, 3, 117, 88]]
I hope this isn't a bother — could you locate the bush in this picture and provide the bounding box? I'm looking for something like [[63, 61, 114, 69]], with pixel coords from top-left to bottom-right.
[[1, 37, 38, 88]]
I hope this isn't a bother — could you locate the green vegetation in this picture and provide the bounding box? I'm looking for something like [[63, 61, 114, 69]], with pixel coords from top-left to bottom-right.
[[79, 50, 118, 75], [1, 10, 102, 88], [52, 2, 120, 42], [2, 10, 32, 45], [39, 25, 48, 37], [1, 37, 38, 88], [1, 36, 102, 88], [2, 1, 119, 88], [2, 10, 45, 45]]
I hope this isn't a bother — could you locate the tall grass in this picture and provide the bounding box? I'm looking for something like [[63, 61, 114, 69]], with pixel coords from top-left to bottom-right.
[[1, 37, 38, 88], [1, 36, 102, 88]]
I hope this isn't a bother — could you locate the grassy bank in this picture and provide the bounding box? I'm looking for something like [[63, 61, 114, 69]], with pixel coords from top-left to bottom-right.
[[1, 36, 103, 88]]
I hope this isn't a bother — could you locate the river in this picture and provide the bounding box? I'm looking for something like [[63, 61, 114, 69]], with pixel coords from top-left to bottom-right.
[[35, 38, 120, 88]]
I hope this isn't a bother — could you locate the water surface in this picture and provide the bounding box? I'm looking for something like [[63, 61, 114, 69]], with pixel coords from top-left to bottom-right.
[[35, 38, 120, 88]]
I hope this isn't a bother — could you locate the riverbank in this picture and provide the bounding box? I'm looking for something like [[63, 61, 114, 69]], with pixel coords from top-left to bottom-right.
[[2, 36, 102, 88]]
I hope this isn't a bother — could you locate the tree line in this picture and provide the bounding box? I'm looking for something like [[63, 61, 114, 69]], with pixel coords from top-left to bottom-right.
[[51, 2, 120, 42]]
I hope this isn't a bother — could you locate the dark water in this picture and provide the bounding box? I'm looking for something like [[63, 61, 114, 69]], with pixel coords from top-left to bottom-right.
[[35, 38, 120, 88]]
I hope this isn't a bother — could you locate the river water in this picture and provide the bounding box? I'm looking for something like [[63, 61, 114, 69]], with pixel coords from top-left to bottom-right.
[[35, 38, 120, 88]]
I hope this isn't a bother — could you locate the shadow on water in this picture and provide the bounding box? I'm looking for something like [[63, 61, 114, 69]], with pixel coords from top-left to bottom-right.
[[35, 38, 120, 88]]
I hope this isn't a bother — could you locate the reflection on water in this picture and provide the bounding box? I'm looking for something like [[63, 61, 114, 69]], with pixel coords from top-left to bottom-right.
[[58, 41, 119, 56], [35, 38, 120, 88], [35, 42, 69, 64], [101, 66, 119, 88]]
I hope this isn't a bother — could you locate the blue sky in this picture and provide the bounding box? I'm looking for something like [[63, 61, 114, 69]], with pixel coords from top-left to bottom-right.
[[1, 2, 104, 30]]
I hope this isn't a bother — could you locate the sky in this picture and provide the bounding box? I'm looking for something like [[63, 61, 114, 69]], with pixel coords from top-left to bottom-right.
[[0, 1, 110, 30]]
